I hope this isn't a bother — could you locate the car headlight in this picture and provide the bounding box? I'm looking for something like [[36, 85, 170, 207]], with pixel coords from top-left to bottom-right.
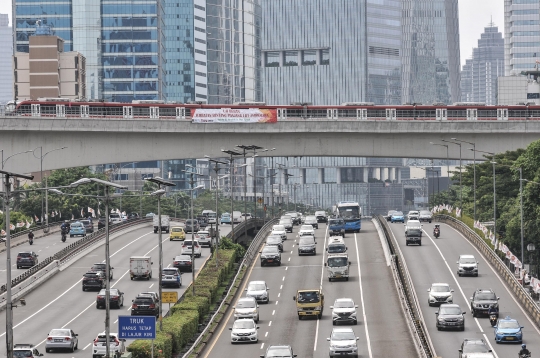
[[314, 306, 321, 310], [457, 316, 464, 321], [349, 312, 357, 318], [332, 313, 339, 318], [438, 317, 445, 322]]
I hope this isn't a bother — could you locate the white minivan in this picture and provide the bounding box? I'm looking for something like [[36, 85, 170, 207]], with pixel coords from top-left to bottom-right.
[[109, 213, 122, 224]]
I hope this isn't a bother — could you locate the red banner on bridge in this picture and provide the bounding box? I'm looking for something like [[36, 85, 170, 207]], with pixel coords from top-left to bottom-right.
[[192, 108, 277, 123]]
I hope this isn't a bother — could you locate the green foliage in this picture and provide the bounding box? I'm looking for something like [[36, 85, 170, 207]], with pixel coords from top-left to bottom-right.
[[218, 237, 245, 260]]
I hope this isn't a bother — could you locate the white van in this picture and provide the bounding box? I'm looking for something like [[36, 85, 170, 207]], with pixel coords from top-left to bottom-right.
[[109, 213, 122, 224], [232, 211, 243, 224]]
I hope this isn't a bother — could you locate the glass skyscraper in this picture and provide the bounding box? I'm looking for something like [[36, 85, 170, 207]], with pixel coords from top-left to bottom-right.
[[0, 14, 12, 104], [401, 0, 461, 104], [504, 0, 540, 75]]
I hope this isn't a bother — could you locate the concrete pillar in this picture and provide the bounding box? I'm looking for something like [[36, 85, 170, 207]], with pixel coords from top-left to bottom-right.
[[373, 168, 380, 180], [279, 51, 284, 66], [363, 167, 369, 183], [397, 168, 401, 183], [388, 167, 395, 182], [336, 168, 342, 184], [302, 169, 306, 184], [381, 168, 388, 181], [318, 168, 324, 184]]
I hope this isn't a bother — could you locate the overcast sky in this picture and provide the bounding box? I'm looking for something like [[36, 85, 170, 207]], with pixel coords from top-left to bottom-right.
[[0, 0, 504, 69]]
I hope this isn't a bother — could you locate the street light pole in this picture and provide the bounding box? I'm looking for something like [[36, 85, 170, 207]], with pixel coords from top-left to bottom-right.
[[221, 149, 242, 238], [183, 168, 204, 294], [1, 169, 34, 358], [430, 142, 449, 181], [452, 138, 476, 220], [204, 157, 227, 267], [520, 167, 524, 265], [442, 140, 462, 209]]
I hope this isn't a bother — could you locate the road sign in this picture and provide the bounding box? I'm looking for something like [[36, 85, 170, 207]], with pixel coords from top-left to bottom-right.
[[118, 315, 156, 339], [161, 291, 178, 303]]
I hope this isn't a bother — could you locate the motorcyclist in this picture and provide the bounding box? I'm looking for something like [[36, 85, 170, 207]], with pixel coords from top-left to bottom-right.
[[519, 344, 531, 357], [28, 230, 34, 244], [488, 304, 498, 316], [433, 225, 440, 237], [61, 220, 70, 233]]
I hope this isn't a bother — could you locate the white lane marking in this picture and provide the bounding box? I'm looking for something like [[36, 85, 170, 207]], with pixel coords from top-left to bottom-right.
[[282, 276, 285, 281], [272, 310, 275, 315], [46, 246, 49, 249], [314, 225, 330, 351], [354, 233, 373, 358], [288, 257, 291, 262], [278, 293, 281, 298], [83, 343, 91, 350], [260, 343, 265, 350], [290, 251, 293, 254], [483, 333, 498, 358], [114, 318, 118, 324], [127, 306, 131, 311], [275, 301, 278, 305], [0, 231, 153, 337], [38, 250, 42, 252], [265, 332, 268, 337], [149, 283, 154, 288], [285, 267, 288, 271], [268, 321, 272, 326], [280, 285, 283, 290]]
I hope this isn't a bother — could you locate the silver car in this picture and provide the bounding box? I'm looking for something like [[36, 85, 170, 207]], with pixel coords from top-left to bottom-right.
[[327, 327, 359, 357], [427, 283, 454, 306], [234, 297, 260, 322], [229, 318, 259, 344], [45, 328, 79, 353], [181, 239, 202, 257], [195, 231, 212, 247], [330, 298, 358, 325], [245, 280, 269, 304], [162, 267, 182, 288]]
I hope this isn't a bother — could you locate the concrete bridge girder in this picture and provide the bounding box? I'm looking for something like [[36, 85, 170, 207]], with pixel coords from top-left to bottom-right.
[[1, 117, 539, 174]]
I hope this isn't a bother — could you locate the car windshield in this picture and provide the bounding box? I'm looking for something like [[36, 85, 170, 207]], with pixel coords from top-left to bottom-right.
[[463, 340, 489, 353], [315, 211, 325, 216], [297, 291, 320, 303], [233, 320, 255, 329], [300, 225, 313, 231], [273, 225, 285, 231], [431, 285, 450, 292], [49, 329, 70, 336], [184, 241, 198, 246], [328, 257, 348, 267], [163, 269, 177, 275], [13, 350, 33, 358], [133, 298, 153, 304], [186, 220, 196, 224], [198, 232, 209, 237], [237, 299, 256, 308], [392, 212, 403, 216], [18, 253, 32, 257], [420, 211, 431, 215], [267, 238, 281, 244], [476, 293, 496, 300], [328, 244, 346, 253], [172, 228, 183, 232], [84, 273, 99, 278], [222, 214, 230, 217], [248, 283, 266, 291], [91, 264, 106, 270], [338, 207, 360, 219], [329, 219, 344, 225], [266, 347, 292, 357], [263, 247, 279, 253], [498, 320, 520, 329], [71, 223, 82, 228], [98, 289, 119, 295], [279, 220, 290, 225], [334, 300, 354, 308], [460, 258, 476, 264], [176, 255, 191, 260], [439, 307, 462, 315], [81, 220, 90, 225], [331, 331, 356, 340], [306, 216, 316, 221], [299, 238, 315, 245], [96, 335, 119, 342]]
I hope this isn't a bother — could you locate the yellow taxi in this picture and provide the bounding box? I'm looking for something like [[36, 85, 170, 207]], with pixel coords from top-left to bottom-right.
[[169, 226, 186, 241]]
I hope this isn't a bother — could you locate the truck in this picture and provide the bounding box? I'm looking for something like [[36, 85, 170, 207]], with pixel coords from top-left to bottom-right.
[[404, 220, 423, 246], [328, 218, 345, 237], [293, 289, 325, 319], [130, 256, 153, 280], [324, 253, 351, 281], [153, 215, 170, 233]]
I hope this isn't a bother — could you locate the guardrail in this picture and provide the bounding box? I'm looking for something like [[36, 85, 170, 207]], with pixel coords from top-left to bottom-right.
[[182, 218, 278, 357], [375, 215, 436, 358], [436, 214, 540, 329], [0, 218, 151, 294]]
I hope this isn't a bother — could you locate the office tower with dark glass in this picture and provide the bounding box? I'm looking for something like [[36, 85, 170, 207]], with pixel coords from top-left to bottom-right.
[[401, 0, 461, 104], [0, 14, 12, 104], [461, 23, 504, 105]]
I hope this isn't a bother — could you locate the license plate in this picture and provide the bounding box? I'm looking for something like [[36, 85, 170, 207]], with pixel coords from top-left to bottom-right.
[[335, 274, 342, 278], [267, 259, 273, 262], [506, 337, 514, 340], [447, 322, 456, 325], [166, 276, 173, 279], [54, 339, 63, 342]]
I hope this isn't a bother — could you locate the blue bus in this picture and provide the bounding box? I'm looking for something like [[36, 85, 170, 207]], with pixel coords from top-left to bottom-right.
[[335, 201, 362, 233]]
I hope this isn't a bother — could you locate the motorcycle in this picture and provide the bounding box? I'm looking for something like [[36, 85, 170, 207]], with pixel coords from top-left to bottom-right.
[[433, 225, 440, 239], [61, 228, 69, 243], [29, 237, 33, 245], [519, 353, 531, 358], [490, 314, 498, 327]]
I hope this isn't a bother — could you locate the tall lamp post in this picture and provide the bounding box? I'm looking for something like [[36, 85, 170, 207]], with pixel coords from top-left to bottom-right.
[[473, 149, 496, 243], [1, 169, 34, 358], [1, 149, 33, 212], [430, 142, 449, 179], [452, 138, 476, 220], [64, 177, 127, 358], [32, 146, 67, 232], [221, 149, 243, 237], [204, 156, 228, 266], [442, 139, 462, 209], [144, 176, 175, 331]]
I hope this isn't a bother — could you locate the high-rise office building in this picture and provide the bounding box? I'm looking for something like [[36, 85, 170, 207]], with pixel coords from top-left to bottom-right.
[[504, 0, 540, 75], [401, 0, 461, 104], [460, 24, 504, 105], [0, 14, 13, 104]]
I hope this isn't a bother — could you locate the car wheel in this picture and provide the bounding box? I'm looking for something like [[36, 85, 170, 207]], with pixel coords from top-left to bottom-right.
[[345, 277, 349, 281], [298, 315, 302, 320], [70, 344, 75, 352], [16, 266, 20, 269], [437, 326, 441, 331], [82, 287, 86, 291], [472, 309, 476, 317], [261, 262, 265, 267], [332, 321, 336, 326], [46, 349, 50, 353], [353, 320, 357, 325]]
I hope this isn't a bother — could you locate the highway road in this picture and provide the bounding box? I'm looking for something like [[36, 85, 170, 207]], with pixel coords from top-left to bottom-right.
[[203, 221, 417, 358], [0, 221, 231, 357], [386, 220, 540, 358]]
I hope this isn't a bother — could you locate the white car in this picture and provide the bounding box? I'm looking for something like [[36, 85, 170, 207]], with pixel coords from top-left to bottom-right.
[[181, 239, 202, 257], [271, 225, 287, 240], [298, 224, 315, 237], [229, 318, 259, 344], [92, 332, 126, 358], [328, 327, 359, 357], [245, 280, 269, 304], [234, 297, 259, 322], [330, 298, 358, 325], [427, 283, 454, 306], [407, 211, 420, 221], [195, 231, 212, 247]]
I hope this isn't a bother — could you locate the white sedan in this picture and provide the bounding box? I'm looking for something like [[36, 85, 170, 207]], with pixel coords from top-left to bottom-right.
[[298, 224, 315, 237], [271, 225, 287, 240]]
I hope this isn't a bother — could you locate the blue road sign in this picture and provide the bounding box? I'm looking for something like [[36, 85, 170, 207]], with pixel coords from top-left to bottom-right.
[[118, 316, 156, 339]]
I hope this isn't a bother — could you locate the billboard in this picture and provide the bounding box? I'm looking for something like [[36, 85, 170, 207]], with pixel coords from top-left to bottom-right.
[[192, 108, 277, 123]]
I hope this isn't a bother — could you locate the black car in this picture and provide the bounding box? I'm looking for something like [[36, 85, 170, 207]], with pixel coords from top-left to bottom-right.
[[265, 236, 283, 252], [196, 216, 208, 228], [458, 338, 492, 358], [185, 219, 200, 233], [173, 255, 193, 272], [82, 271, 106, 291], [127, 213, 139, 220], [96, 288, 124, 309], [470, 289, 499, 317], [16, 251, 38, 269], [436, 304, 466, 331], [90, 262, 114, 280], [131, 295, 159, 317], [97, 217, 112, 230], [298, 236, 317, 255], [80, 219, 94, 233], [260, 246, 281, 266], [315, 211, 328, 223]]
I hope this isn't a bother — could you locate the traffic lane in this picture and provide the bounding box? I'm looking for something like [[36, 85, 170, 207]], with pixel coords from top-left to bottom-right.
[[0, 225, 211, 356], [317, 223, 417, 358], [388, 221, 540, 358], [204, 224, 321, 357], [429, 222, 540, 358]]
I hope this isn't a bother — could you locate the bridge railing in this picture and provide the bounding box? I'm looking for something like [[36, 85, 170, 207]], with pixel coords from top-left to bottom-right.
[[375, 215, 436, 358], [436, 214, 540, 329]]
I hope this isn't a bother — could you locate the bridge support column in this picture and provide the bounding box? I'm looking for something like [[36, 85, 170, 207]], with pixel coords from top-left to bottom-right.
[[381, 168, 388, 181], [363, 167, 369, 183], [318, 168, 324, 184], [336, 168, 341, 184], [374, 167, 380, 180], [389, 167, 395, 182], [397, 168, 401, 183], [302, 169, 307, 184]]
